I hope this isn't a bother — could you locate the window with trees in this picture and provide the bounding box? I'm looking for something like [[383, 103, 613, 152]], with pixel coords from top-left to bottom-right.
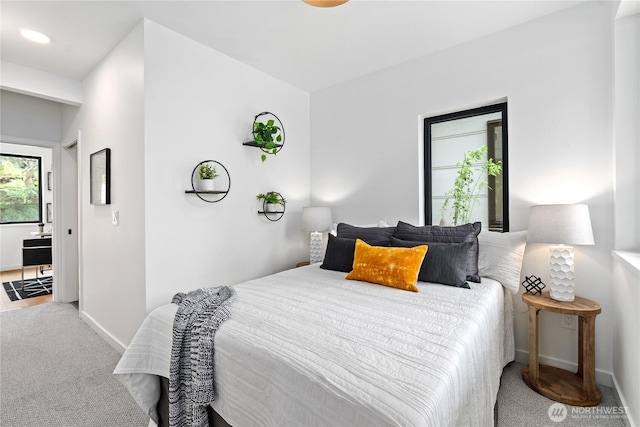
[[424, 103, 509, 232], [0, 154, 43, 224]]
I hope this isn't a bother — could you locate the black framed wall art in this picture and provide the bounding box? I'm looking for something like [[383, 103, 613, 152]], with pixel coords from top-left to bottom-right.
[[90, 148, 111, 205]]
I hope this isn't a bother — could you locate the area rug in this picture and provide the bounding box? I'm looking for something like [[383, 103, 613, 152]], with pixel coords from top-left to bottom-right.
[[2, 277, 52, 301]]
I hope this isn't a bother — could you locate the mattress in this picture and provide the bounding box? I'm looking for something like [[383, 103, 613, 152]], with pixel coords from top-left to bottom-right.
[[115, 264, 514, 427]]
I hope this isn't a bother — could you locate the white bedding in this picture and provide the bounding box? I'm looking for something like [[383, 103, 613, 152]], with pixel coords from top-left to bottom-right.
[[115, 264, 514, 427]]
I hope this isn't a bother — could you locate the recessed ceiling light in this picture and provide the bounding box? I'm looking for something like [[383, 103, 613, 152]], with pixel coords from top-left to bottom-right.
[[20, 29, 50, 44], [303, 0, 349, 7]]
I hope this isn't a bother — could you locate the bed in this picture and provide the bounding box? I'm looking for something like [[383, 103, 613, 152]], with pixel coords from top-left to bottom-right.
[[115, 223, 527, 427]]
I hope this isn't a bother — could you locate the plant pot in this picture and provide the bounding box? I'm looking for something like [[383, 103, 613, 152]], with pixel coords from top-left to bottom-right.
[[266, 203, 279, 213], [196, 179, 215, 192]]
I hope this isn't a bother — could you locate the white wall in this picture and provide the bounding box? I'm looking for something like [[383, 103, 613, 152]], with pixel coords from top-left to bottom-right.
[[613, 12, 640, 252], [72, 19, 311, 346], [311, 2, 617, 384], [612, 10, 640, 426], [77, 22, 147, 347], [612, 252, 639, 426], [143, 20, 310, 312], [0, 90, 62, 142], [1, 61, 83, 106]]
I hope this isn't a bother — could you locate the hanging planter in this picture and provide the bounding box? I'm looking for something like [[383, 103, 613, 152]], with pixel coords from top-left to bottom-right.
[[243, 112, 285, 162], [256, 191, 286, 221], [185, 160, 231, 203], [195, 162, 218, 191]]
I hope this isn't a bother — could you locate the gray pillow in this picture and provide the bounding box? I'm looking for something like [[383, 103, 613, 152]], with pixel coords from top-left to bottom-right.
[[336, 223, 396, 245], [394, 221, 481, 282], [389, 237, 471, 288], [321, 234, 388, 273]]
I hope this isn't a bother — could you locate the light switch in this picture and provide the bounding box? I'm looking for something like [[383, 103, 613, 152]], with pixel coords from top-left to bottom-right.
[[112, 210, 119, 226]]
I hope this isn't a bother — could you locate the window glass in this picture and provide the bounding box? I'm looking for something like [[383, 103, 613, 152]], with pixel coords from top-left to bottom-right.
[[0, 154, 42, 224], [424, 102, 508, 231]]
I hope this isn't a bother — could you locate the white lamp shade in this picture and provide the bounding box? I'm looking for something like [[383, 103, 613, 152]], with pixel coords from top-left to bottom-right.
[[527, 204, 594, 302], [301, 207, 332, 232], [527, 204, 594, 246]]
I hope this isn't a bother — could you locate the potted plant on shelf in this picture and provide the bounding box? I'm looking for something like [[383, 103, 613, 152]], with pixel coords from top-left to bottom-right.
[[196, 163, 218, 191], [256, 192, 286, 212], [440, 146, 502, 226], [253, 119, 283, 162]]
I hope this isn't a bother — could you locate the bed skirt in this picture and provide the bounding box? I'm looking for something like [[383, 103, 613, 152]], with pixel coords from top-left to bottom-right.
[[154, 372, 504, 427]]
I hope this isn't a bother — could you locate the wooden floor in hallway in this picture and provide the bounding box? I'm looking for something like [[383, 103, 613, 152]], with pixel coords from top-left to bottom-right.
[[0, 267, 53, 312]]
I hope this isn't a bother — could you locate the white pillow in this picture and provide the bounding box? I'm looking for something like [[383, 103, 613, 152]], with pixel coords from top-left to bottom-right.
[[478, 230, 527, 294]]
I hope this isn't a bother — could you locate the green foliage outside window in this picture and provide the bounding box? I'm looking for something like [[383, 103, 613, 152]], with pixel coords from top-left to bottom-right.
[[0, 154, 42, 224], [440, 146, 502, 226]]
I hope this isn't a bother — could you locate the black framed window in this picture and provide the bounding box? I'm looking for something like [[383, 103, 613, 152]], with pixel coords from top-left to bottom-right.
[[0, 153, 43, 224], [424, 102, 509, 232]]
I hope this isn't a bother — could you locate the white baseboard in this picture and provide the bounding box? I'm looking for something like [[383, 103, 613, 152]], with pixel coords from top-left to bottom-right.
[[515, 349, 612, 388], [612, 375, 637, 427], [1, 264, 22, 272], [79, 309, 127, 355]]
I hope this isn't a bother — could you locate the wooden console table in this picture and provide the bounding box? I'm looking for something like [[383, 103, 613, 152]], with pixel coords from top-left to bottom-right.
[[522, 291, 601, 406]]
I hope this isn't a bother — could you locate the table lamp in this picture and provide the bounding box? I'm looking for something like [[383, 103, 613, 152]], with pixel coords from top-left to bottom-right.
[[527, 204, 595, 302], [301, 207, 333, 263]]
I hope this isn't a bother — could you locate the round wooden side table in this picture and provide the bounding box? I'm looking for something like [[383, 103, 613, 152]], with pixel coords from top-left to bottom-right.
[[521, 291, 601, 406]]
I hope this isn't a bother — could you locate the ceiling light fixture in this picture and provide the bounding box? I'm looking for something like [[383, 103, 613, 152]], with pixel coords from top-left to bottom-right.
[[303, 0, 349, 7], [20, 29, 50, 44]]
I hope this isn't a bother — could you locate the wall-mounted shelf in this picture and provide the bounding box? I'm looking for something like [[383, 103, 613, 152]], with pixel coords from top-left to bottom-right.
[[242, 141, 283, 149], [244, 112, 285, 162], [186, 160, 231, 203], [185, 190, 228, 195], [259, 209, 285, 222], [257, 191, 285, 222]]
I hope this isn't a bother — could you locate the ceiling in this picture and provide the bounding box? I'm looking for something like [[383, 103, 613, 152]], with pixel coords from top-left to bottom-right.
[[1, 0, 587, 93]]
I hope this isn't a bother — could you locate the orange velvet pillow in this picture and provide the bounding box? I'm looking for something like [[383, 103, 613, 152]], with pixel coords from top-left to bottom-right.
[[346, 239, 428, 292]]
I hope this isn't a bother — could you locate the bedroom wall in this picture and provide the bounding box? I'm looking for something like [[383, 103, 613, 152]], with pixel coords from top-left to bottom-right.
[[612, 9, 640, 427], [310, 1, 617, 385], [76, 22, 147, 347], [142, 20, 311, 312], [0, 61, 83, 106], [613, 11, 640, 252]]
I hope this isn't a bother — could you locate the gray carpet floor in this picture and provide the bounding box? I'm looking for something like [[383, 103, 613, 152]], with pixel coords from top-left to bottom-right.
[[0, 302, 629, 427], [0, 303, 148, 427], [498, 362, 627, 427]]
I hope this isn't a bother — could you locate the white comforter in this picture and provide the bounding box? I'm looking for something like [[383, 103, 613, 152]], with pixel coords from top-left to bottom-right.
[[114, 264, 513, 427]]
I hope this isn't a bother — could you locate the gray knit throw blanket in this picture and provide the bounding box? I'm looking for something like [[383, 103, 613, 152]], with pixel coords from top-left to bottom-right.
[[169, 286, 235, 427]]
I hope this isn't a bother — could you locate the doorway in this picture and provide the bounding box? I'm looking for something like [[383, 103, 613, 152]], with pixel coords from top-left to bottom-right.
[[0, 142, 54, 311], [54, 139, 80, 304]]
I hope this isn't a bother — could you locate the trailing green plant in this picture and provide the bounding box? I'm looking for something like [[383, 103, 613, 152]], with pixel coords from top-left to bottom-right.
[[440, 146, 502, 226], [197, 163, 218, 180], [254, 119, 282, 162], [256, 192, 286, 206]]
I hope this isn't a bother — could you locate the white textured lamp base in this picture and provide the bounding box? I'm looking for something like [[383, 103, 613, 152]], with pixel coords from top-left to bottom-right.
[[309, 231, 323, 264], [549, 245, 575, 302]]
